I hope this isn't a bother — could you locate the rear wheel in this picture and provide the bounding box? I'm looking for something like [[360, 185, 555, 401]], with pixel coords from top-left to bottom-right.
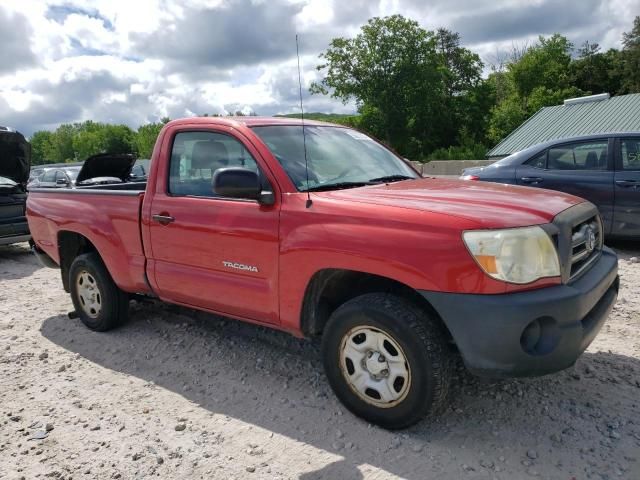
[[321, 293, 452, 429], [69, 252, 129, 331]]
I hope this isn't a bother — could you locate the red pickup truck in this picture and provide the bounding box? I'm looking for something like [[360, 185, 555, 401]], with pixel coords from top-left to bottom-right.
[[27, 117, 619, 428]]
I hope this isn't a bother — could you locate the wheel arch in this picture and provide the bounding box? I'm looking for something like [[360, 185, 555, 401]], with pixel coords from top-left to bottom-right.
[[300, 268, 451, 341], [57, 231, 100, 292]]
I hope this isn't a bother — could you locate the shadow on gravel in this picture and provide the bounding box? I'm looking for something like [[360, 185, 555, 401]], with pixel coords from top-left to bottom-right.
[[40, 302, 640, 480], [607, 239, 640, 261], [0, 242, 41, 280]]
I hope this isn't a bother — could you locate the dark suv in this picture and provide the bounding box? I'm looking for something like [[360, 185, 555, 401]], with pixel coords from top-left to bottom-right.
[[0, 127, 31, 245]]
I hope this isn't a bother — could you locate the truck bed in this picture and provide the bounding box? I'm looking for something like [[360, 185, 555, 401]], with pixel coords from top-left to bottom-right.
[[27, 185, 150, 294]]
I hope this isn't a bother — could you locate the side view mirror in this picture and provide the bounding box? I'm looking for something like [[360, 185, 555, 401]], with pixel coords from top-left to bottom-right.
[[212, 168, 275, 205], [56, 178, 69, 186]]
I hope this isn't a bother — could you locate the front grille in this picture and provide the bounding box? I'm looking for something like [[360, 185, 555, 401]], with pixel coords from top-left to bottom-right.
[[569, 215, 602, 280]]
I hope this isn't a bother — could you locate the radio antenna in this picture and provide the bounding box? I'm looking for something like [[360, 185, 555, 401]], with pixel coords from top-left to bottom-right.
[[296, 34, 312, 208]]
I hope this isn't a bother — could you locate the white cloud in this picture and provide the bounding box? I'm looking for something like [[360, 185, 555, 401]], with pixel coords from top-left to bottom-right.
[[0, 0, 637, 136]]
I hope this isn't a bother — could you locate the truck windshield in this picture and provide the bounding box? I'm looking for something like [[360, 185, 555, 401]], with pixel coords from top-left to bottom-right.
[[251, 125, 418, 191]]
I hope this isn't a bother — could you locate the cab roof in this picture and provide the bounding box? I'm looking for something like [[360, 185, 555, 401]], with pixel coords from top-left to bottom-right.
[[165, 116, 342, 129]]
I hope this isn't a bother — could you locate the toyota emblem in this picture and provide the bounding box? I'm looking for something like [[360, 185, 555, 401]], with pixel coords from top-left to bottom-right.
[[585, 227, 596, 253]]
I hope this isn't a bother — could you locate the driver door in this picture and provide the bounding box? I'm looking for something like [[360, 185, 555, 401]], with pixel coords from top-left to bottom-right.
[[147, 129, 281, 324]]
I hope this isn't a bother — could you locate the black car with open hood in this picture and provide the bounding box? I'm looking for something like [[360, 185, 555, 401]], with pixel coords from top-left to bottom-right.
[[75, 153, 136, 186], [0, 127, 31, 245]]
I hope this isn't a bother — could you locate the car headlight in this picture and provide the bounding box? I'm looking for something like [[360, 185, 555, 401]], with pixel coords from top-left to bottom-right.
[[462, 226, 560, 284]]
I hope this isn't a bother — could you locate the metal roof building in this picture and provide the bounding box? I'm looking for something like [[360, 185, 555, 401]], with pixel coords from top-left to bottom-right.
[[487, 93, 640, 158]]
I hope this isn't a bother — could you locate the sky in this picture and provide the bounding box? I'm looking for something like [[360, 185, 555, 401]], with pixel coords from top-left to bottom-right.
[[1, 0, 638, 136]]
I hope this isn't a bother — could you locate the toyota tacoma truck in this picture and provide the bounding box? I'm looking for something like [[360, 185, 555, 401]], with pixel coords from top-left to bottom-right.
[[27, 117, 619, 429]]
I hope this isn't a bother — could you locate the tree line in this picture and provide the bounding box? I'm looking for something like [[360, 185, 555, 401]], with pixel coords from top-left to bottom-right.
[[29, 15, 639, 164], [30, 119, 169, 165]]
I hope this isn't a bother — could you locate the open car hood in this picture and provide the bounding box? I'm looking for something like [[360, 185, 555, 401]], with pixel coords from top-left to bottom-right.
[[0, 129, 31, 184], [76, 153, 136, 184]]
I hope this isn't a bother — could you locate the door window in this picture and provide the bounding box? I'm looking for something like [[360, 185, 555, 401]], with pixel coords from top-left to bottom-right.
[[620, 139, 640, 171], [547, 142, 608, 171], [525, 151, 546, 169], [55, 170, 66, 182], [168, 131, 259, 197]]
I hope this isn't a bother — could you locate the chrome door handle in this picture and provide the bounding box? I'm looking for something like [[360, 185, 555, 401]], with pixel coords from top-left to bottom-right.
[[152, 214, 175, 225], [521, 176, 543, 184], [615, 180, 640, 187]]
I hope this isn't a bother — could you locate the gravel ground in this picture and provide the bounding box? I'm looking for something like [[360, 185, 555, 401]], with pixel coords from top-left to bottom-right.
[[0, 242, 639, 480]]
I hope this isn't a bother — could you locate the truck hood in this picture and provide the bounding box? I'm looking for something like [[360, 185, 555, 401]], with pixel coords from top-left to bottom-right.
[[0, 130, 30, 184], [76, 153, 136, 184], [319, 178, 583, 228]]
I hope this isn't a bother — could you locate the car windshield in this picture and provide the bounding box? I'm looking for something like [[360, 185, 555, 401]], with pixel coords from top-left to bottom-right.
[[65, 168, 80, 181], [251, 125, 418, 191]]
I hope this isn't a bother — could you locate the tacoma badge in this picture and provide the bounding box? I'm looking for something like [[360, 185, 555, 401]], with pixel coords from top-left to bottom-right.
[[222, 261, 259, 273]]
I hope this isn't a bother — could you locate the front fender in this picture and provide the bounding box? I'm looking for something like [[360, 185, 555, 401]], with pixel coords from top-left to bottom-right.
[[277, 196, 507, 333]]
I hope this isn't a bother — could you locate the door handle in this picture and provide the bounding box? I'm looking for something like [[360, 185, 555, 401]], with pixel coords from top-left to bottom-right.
[[615, 179, 640, 187], [521, 176, 543, 184], [152, 214, 175, 225]]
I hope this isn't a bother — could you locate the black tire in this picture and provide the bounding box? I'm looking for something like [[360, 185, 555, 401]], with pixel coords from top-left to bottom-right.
[[69, 252, 129, 331], [321, 293, 452, 429]]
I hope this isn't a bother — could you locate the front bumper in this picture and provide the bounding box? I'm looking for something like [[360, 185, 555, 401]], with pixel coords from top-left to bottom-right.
[[420, 247, 619, 378]]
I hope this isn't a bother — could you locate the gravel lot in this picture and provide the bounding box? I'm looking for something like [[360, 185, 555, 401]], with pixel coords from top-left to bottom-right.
[[1, 242, 639, 480]]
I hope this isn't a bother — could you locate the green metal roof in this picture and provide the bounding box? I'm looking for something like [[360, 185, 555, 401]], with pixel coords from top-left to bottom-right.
[[487, 93, 640, 158]]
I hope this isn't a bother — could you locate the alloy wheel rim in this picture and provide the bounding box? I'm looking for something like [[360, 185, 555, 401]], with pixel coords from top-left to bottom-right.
[[76, 270, 102, 318], [339, 326, 411, 408]]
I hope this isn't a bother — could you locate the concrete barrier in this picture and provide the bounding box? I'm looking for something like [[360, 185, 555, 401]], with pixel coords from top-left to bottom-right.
[[414, 160, 495, 176]]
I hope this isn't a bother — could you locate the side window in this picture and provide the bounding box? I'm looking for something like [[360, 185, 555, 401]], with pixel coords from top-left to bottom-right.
[[525, 151, 546, 169], [620, 138, 640, 171], [42, 170, 56, 182], [547, 142, 608, 171], [169, 131, 260, 197], [55, 170, 66, 181]]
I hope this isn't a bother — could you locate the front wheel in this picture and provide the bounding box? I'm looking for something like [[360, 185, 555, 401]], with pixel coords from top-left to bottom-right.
[[321, 293, 452, 429], [69, 252, 129, 331]]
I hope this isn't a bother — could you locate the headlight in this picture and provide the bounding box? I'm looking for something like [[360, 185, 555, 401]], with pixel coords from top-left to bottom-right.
[[462, 226, 560, 284]]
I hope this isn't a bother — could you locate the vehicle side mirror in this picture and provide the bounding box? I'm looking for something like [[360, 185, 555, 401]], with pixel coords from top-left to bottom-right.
[[56, 178, 69, 186], [213, 168, 274, 205]]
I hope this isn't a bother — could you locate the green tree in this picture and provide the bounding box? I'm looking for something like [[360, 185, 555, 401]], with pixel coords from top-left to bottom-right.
[[430, 28, 486, 146], [70, 121, 135, 160], [508, 34, 579, 107], [311, 15, 484, 159], [487, 96, 528, 144], [72, 121, 102, 160], [135, 122, 165, 158], [487, 34, 589, 144], [49, 124, 76, 163], [621, 16, 640, 93], [571, 43, 624, 95], [29, 131, 55, 165], [311, 15, 441, 155]]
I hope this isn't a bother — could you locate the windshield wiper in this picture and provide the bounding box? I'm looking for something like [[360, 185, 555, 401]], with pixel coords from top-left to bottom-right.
[[303, 181, 374, 192], [368, 174, 415, 183]]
